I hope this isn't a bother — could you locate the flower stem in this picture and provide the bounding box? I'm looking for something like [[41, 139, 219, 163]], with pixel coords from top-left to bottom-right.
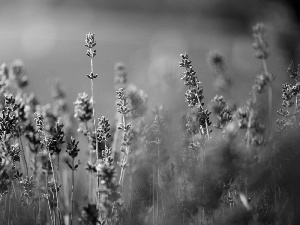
[[70, 158, 74, 225], [262, 58, 272, 138], [18, 129, 28, 177], [48, 152, 60, 224]]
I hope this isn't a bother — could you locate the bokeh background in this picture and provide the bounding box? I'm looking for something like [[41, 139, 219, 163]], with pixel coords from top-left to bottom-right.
[[1, 0, 300, 118]]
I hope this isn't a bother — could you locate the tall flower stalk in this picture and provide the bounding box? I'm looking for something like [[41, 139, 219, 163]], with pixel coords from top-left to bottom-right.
[[85, 32, 98, 159], [152, 114, 165, 223], [84, 32, 99, 204], [179, 53, 211, 171], [66, 137, 80, 225], [34, 113, 61, 225], [116, 88, 133, 187], [179, 53, 211, 139], [252, 23, 274, 139]]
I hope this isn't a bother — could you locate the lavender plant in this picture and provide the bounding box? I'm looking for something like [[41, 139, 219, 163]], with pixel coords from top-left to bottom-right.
[[66, 136, 80, 225], [2, 22, 300, 225]]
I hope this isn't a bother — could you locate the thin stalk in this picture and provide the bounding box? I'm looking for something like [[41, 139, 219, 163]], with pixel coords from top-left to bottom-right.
[[246, 109, 253, 150], [128, 174, 133, 218], [89, 51, 100, 206], [38, 196, 41, 225], [119, 114, 130, 187], [70, 158, 74, 225], [18, 133, 28, 177], [8, 192, 11, 225], [89, 50, 98, 160], [157, 142, 159, 223], [112, 114, 121, 161], [3, 194, 7, 223], [11, 179, 17, 199], [262, 58, 273, 137], [205, 120, 210, 140], [46, 173, 54, 225], [48, 152, 60, 224], [153, 165, 155, 225], [84, 122, 93, 203]]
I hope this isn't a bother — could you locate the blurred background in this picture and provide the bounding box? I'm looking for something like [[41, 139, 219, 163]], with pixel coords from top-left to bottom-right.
[[0, 0, 300, 120]]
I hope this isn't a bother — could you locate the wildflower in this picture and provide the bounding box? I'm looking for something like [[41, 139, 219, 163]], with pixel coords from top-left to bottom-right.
[[74, 92, 93, 122], [252, 23, 269, 59], [34, 112, 44, 133], [116, 88, 130, 115], [10, 59, 28, 88], [287, 62, 300, 82], [210, 95, 233, 129], [19, 176, 35, 205], [0, 97, 19, 135], [85, 32, 96, 49], [66, 137, 80, 159], [9, 144, 21, 162], [126, 84, 148, 118], [79, 204, 100, 225], [179, 53, 211, 136], [85, 32, 97, 79], [97, 116, 111, 143], [0, 63, 9, 93], [235, 107, 249, 129], [0, 170, 10, 196], [44, 121, 65, 155], [114, 62, 127, 89]]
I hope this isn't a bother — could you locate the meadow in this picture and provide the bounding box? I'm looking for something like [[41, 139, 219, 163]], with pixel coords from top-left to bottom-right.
[[1, 23, 300, 225]]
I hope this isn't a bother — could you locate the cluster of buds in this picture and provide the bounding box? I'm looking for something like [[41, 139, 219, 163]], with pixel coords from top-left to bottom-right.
[[114, 62, 127, 90], [19, 176, 35, 206], [126, 84, 148, 119], [0, 170, 10, 196], [287, 62, 300, 81], [97, 116, 112, 144], [252, 23, 269, 60], [210, 95, 233, 130], [10, 59, 28, 89], [85, 32, 97, 79], [9, 143, 21, 163], [0, 95, 19, 137], [179, 53, 211, 136], [45, 121, 65, 155], [94, 116, 122, 221], [74, 92, 93, 122], [79, 203, 100, 225], [281, 83, 300, 108], [253, 72, 275, 95], [116, 88, 130, 115], [0, 63, 9, 94], [66, 137, 81, 171], [235, 107, 265, 145], [116, 87, 133, 187], [116, 88, 133, 151], [66, 137, 80, 159], [276, 63, 300, 132], [152, 114, 165, 144]]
